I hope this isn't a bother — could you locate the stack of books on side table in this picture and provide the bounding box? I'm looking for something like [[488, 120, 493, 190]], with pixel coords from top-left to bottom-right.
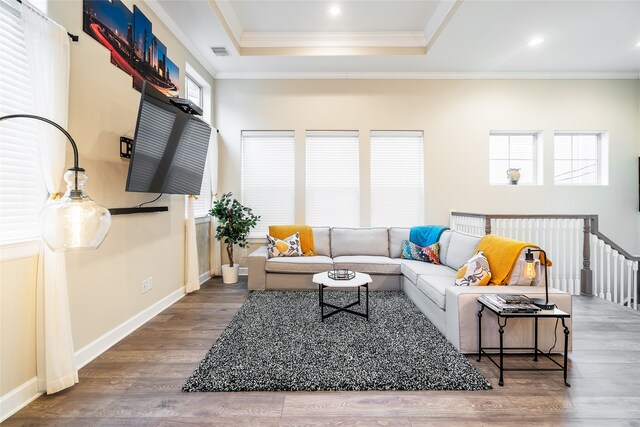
[[478, 294, 541, 313]]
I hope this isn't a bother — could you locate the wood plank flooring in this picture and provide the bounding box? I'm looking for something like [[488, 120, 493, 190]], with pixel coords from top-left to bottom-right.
[[6, 278, 640, 426]]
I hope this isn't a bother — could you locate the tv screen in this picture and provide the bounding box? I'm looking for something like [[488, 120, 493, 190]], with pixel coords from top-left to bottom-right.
[[126, 81, 212, 195]]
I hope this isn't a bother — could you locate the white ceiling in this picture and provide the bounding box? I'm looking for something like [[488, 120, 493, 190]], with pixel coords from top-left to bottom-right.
[[147, 0, 640, 78]]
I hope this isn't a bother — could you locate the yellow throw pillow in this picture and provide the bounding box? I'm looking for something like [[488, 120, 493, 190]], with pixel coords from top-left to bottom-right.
[[455, 251, 491, 286], [269, 225, 316, 256]]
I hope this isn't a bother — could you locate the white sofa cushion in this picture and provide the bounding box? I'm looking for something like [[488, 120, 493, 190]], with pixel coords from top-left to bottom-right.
[[333, 255, 401, 275], [416, 274, 456, 309], [331, 228, 389, 257], [389, 227, 410, 258], [312, 227, 331, 257], [443, 231, 481, 270], [438, 230, 453, 266], [401, 259, 456, 284], [265, 256, 333, 273]]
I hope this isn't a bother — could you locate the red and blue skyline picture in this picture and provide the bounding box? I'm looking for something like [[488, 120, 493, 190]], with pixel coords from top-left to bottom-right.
[[83, 0, 179, 97]]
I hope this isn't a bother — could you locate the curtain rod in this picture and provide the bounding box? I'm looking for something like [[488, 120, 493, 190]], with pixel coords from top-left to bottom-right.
[[14, 0, 79, 42]]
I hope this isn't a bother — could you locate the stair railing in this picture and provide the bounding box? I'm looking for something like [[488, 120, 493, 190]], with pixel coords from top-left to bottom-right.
[[450, 212, 638, 310]]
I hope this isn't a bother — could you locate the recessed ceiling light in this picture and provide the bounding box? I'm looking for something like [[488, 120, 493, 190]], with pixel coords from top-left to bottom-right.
[[528, 37, 544, 47], [329, 5, 341, 16]]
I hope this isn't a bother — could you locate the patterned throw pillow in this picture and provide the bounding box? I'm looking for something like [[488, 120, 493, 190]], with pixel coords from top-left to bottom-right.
[[401, 240, 440, 264], [267, 232, 303, 258], [455, 251, 491, 286]]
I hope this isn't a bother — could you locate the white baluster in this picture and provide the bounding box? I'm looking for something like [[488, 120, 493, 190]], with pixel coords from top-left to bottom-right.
[[599, 240, 605, 299], [633, 261, 638, 310], [561, 220, 568, 293], [589, 234, 597, 296], [613, 250, 619, 304], [605, 245, 612, 301], [625, 258, 631, 307]]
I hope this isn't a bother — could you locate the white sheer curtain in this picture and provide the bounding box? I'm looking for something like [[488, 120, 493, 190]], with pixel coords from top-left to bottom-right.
[[185, 196, 200, 293], [209, 131, 222, 276], [22, 0, 77, 394]]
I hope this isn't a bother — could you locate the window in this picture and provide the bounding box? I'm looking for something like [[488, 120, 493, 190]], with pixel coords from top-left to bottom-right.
[[0, 1, 47, 244], [306, 131, 359, 227], [185, 75, 203, 110], [370, 131, 424, 226], [183, 67, 211, 217], [554, 132, 607, 185], [242, 131, 295, 237], [489, 132, 542, 185]]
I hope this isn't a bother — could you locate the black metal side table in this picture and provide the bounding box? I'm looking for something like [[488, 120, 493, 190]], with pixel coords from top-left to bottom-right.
[[476, 299, 571, 387]]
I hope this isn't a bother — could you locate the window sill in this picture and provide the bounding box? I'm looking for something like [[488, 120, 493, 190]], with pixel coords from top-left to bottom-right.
[[0, 239, 41, 262]]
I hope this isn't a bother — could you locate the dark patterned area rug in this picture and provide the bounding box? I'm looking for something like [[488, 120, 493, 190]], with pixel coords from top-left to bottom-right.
[[183, 290, 491, 392]]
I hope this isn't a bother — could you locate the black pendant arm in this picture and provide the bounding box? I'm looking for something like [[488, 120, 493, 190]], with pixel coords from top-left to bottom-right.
[[0, 114, 80, 171]]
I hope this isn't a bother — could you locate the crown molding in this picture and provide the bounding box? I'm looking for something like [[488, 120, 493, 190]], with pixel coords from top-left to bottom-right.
[[240, 31, 426, 48], [424, 0, 463, 53], [214, 71, 640, 80], [213, 0, 244, 42], [143, 0, 217, 78]]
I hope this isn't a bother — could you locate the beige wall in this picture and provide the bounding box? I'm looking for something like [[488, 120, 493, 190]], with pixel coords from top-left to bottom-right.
[[1, 0, 213, 397], [216, 79, 640, 259], [0, 257, 38, 395]]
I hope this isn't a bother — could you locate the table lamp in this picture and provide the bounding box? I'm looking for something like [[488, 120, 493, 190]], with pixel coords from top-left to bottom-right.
[[524, 248, 555, 310]]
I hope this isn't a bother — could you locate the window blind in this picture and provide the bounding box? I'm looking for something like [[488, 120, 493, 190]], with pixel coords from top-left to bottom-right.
[[0, 3, 47, 244], [306, 131, 359, 227], [242, 131, 295, 237], [370, 131, 424, 227]]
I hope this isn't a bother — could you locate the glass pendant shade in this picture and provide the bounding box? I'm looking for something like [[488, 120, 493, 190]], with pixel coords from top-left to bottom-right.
[[39, 169, 111, 251]]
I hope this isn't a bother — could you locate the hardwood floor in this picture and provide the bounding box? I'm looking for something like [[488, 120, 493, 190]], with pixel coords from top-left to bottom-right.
[[6, 278, 640, 426]]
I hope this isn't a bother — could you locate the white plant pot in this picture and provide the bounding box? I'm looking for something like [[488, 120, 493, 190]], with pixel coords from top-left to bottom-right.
[[221, 264, 239, 284]]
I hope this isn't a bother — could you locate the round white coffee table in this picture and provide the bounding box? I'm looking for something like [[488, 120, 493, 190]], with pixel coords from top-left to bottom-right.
[[312, 271, 372, 321]]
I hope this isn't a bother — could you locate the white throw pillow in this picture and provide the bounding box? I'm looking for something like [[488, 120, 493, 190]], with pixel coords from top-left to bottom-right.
[[266, 232, 303, 258]]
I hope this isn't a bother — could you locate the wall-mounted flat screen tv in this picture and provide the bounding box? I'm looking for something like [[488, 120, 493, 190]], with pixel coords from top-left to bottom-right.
[[126, 81, 211, 195]]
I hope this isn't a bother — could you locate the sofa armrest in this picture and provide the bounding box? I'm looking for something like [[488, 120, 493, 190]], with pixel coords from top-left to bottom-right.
[[248, 246, 268, 290]]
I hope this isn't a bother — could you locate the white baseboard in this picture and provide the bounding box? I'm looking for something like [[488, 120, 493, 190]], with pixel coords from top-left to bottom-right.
[[239, 267, 248, 276], [0, 377, 42, 423], [199, 271, 211, 285], [1, 286, 186, 422], [74, 286, 186, 369]]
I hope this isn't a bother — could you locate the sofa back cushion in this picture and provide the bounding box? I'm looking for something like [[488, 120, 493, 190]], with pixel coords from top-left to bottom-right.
[[331, 228, 389, 257], [441, 230, 481, 270], [312, 227, 331, 257], [389, 227, 410, 258]]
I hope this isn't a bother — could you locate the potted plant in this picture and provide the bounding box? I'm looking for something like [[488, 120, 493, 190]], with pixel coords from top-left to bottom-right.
[[209, 192, 260, 284]]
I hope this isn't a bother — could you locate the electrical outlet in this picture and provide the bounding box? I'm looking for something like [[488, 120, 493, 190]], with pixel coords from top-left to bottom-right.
[[141, 278, 148, 293], [147, 276, 153, 291]]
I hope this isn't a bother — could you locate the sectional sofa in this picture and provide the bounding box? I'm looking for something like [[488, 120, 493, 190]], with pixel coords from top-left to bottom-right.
[[248, 227, 572, 353]]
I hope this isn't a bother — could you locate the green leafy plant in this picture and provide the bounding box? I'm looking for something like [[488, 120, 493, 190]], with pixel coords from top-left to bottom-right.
[[209, 192, 260, 267]]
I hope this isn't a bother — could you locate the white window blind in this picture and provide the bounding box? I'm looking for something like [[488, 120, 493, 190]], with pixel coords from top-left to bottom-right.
[[489, 132, 541, 185], [370, 131, 424, 227], [306, 131, 359, 227], [184, 72, 210, 217], [554, 132, 606, 185], [0, 2, 47, 244], [242, 131, 295, 237]]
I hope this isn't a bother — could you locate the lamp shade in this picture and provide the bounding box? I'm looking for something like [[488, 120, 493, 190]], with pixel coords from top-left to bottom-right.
[[39, 169, 111, 251]]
